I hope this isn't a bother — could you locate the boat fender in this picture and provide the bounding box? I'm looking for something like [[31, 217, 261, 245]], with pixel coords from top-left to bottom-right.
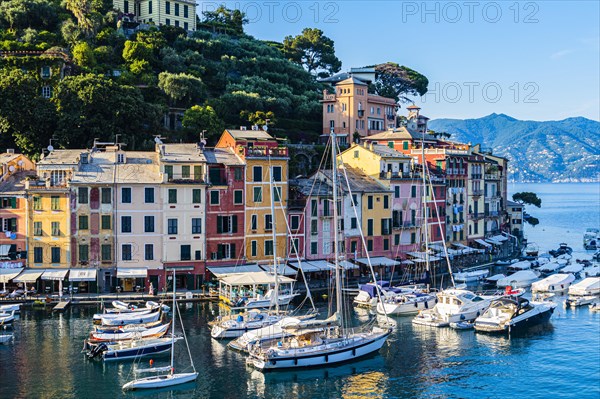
[[424, 301, 428, 309], [460, 314, 466, 321], [414, 302, 418, 308], [435, 298, 438, 304], [476, 311, 480, 317]]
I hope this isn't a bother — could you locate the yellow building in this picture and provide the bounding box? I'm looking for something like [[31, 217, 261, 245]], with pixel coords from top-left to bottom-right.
[[216, 128, 289, 264], [113, 0, 197, 31]]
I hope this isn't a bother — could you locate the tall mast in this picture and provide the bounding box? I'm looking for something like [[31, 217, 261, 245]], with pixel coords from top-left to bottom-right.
[[170, 269, 176, 374], [268, 164, 280, 313], [331, 133, 342, 323], [421, 131, 430, 291]]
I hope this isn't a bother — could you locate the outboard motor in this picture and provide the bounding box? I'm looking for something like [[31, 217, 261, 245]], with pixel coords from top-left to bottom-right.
[[87, 343, 108, 359]]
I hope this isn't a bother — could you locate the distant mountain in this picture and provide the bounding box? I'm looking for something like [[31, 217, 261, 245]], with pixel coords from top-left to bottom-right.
[[428, 114, 600, 182]]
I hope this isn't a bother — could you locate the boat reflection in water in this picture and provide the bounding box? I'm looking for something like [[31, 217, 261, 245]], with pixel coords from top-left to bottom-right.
[[246, 355, 386, 398]]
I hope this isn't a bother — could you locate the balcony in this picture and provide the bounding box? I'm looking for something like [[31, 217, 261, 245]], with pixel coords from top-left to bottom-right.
[[357, 110, 364, 118], [379, 171, 413, 180], [469, 213, 485, 220], [471, 189, 483, 196], [484, 173, 500, 180], [239, 146, 288, 158], [319, 210, 334, 218], [167, 174, 206, 184], [485, 211, 499, 218], [472, 174, 482, 180]]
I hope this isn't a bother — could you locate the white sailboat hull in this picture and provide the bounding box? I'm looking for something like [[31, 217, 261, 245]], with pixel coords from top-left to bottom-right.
[[243, 294, 297, 309], [122, 372, 198, 390], [376, 295, 437, 316], [249, 330, 390, 370]]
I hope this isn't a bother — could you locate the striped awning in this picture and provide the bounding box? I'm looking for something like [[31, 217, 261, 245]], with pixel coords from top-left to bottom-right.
[[0, 267, 23, 283], [41, 269, 69, 281], [13, 269, 44, 283]]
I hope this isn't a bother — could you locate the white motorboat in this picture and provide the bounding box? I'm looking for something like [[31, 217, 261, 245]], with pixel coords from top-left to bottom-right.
[[376, 292, 437, 316], [412, 289, 500, 327], [353, 282, 419, 307], [453, 269, 490, 283], [100, 310, 162, 326], [243, 289, 298, 309], [561, 263, 584, 275], [0, 311, 15, 325], [146, 301, 170, 313], [496, 270, 540, 288], [474, 297, 556, 334], [538, 259, 568, 274], [89, 322, 171, 343], [507, 261, 532, 272], [531, 274, 575, 293], [93, 308, 154, 323], [0, 304, 20, 313], [568, 277, 600, 296], [228, 316, 307, 352], [211, 311, 290, 339], [122, 270, 198, 390], [566, 295, 598, 307], [584, 228, 600, 250], [581, 265, 600, 278], [484, 273, 506, 286]]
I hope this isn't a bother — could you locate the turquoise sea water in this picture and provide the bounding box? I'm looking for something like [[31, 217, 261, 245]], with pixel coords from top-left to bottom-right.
[[0, 183, 599, 399]]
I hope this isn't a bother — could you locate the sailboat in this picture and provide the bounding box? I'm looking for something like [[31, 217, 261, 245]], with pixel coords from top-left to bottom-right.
[[246, 133, 391, 371], [122, 271, 198, 390]]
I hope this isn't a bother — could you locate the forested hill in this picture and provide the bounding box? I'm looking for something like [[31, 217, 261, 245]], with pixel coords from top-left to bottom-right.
[[428, 113, 600, 182]]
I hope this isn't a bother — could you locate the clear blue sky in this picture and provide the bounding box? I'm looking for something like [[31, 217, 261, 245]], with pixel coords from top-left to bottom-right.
[[200, 1, 600, 121]]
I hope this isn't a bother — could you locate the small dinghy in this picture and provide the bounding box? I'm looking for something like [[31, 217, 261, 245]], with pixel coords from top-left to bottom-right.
[[0, 311, 15, 325], [0, 304, 20, 313], [589, 303, 600, 312], [449, 321, 474, 330]]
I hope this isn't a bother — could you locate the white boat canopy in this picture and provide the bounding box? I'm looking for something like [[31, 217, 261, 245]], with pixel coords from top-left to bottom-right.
[[0, 267, 23, 283], [13, 269, 44, 283], [207, 264, 263, 277], [69, 269, 97, 282], [0, 245, 11, 257], [219, 271, 295, 286], [354, 256, 400, 267], [41, 269, 69, 281], [117, 267, 148, 279], [474, 239, 492, 248]]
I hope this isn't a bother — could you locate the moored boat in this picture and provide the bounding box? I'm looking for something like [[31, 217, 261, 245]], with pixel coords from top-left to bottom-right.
[[453, 269, 490, 283], [86, 337, 180, 361], [474, 297, 556, 334], [496, 270, 540, 288], [88, 322, 171, 343], [100, 310, 162, 326], [376, 292, 437, 316], [531, 273, 576, 293], [0, 304, 20, 313], [0, 311, 15, 325]]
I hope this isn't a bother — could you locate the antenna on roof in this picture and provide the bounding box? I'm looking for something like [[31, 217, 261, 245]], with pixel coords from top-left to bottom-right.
[[153, 135, 164, 145]]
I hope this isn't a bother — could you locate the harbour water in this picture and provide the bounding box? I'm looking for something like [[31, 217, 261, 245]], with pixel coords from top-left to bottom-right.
[[0, 183, 599, 399]]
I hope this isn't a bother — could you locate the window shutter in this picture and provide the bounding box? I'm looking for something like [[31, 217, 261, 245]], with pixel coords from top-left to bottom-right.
[[217, 216, 222, 233], [10, 197, 17, 208], [232, 216, 238, 233], [230, 244, 236, 258]]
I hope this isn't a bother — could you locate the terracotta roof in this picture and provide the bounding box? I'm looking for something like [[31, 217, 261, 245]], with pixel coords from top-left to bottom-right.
[[0, 153, 20, 164], [0, 171, 35, 194]]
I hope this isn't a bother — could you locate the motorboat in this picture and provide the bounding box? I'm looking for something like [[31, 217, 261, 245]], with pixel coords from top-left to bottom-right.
[[353, 282, 420, 307], [104, 301, 166, 314], [474, 297, 556, 334], [88, 322, 171, 343], [100, 310, 162, 326], [484, 274, 506, 286], [538, 259, 568, 275], [86, 336, 180, 361], [549, 243, 573, 257], [242, 289, 298, 309], [496, 270, 540, 288], [376, 292, 437, 316], [524, 243, 539, 257], [581, 265, 600, 278], [568, 277, 600, 296], [453, 269, 490, 283], [0, 311, 15, 325], [93, 319, 163, 333], [93, 307, 155, 324], [146, 301, 170, 313], [122, 270, 198, 390], [584, 228, 599, 250], [531, 273, 575, 293], [507, 261, 532, 272], [412, 289, 500, 327], [228, 316, 308, 352], [0, 304, 20, 313], [495, 259, 518, 266], [561, 263, 584, 276], [210, 311, 313, 339]]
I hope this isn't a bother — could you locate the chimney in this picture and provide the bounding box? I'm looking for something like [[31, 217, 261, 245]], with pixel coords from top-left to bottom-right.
[[6, 149, 14, 154]]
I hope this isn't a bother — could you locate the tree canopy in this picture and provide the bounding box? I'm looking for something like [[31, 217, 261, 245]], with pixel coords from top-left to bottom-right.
[[370, 62, 429, 103], [512, 192, 542, 208], [283, 28, 341, 77]]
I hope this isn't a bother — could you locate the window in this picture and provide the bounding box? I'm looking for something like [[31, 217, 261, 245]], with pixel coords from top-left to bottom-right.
[[165, 18, 170, 25], [124, 0, 129, 13], [350, 241, 357, 253], [210, 190, 219, 205], [51, 196, 60, 210], [251, 240, 257, 257], [168, 219, 178, 235], [290, 215, 300, 230], [79, 215, 89, 230], [180, 245, 191, 261], [79, 244, 89, 263], [273, 187, 281, 202], [310, 242, 318, 255], [184, 4, 188, 17], [264, 240, 274, 256], [78, 188, 88, 204], [181, 165, 190, 178], [367, 240, 373, 251], [41, 85, 52, 98], [164, 165, 173, 180], [33, 221, 42, 236], [367, 219, 373, 236], [191, 165, 202, 181], [410, 232, 416, 244], [121, 216, 132, 233], [351, 217, 357, 229], [165, 1, 170, 14], [217, 215, 237, 234], [101, 215, 111, 230], [311, 199, 317, 217], [51, 221, 60, 236], [51, 247, 60, 263], [383, 195, 389, 209], [40, 66, 51, 78], [192, 189, 202, 204], [195, 250, 202, 260], [145, 244, 154, 261], [145, 187, 154, 203], [192, 218, 202, 234], [383, 238, 389, 251], [367, 195, 373, 210], [290, 238, 299, 254], [251, 214, 257, 230], [101, 244, 111, 261], [253, 187, 262, 203], [148, 0, 152, 13], [381, 218, 391, 235], [272, 166, 282, 182], [234, 190, 243, 205], [33, 196, 42, 210], [216, 243, 235, 260], [168, 189, 177, 204], [311, 219, 317, 235], [175, 20, 179, 27], [234, 167, 243, 181], [144, 216, 155, 233], [34, 247, 43, 263], [411, 185, 416, 198], [265, 214, 273, 231], [101, 188, 111, 204], [252, 166, 263, 182], [121, 187, 131, 203], [122, 244, 132, 261], [174, 3, 179, 15], [394, 234, 400, 245], [394, 186, 400, 198]]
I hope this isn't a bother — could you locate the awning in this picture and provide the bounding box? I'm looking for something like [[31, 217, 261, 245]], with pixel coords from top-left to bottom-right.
[[0, 267, 23, 283], [259, 264, 297, 276], [219, 271, 295, 286], [485, 238, 501, 246], [491, 235, 509, 242], [309, 260, 335, 271], [208, 264, 263, 277], [354, 257, 400, 268], [400, 260, 414, 265], [452, 243, 482, 254], [405, 252, 442, 262], [338, 260, 359, 270], [69, 269, 97, 282], [474, 239, 492, 248], [428, 244, 447, 253], [0, 245, 10, 257], [41, 269, 69, 281], [13, 269, 44, 283], [117, 267, 148, 278], [289, 261, 332, 273]]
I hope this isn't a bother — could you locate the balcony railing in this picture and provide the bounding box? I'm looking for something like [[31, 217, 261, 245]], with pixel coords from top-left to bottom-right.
[[469, 213, 485, 220], [471, 189, 483, 196], [379, 171, 413, 179], [319, 210, 334, 218], [472, 174, 482, 180], [239, 146, 289, 158], [167, 174, 206, 184], [485, 173, 500, 180], [485, 211, 499, 218]]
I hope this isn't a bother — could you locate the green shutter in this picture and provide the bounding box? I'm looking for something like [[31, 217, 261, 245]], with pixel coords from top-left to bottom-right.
[[232, 216, 238, 233], [10, 197, 17, 208]]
